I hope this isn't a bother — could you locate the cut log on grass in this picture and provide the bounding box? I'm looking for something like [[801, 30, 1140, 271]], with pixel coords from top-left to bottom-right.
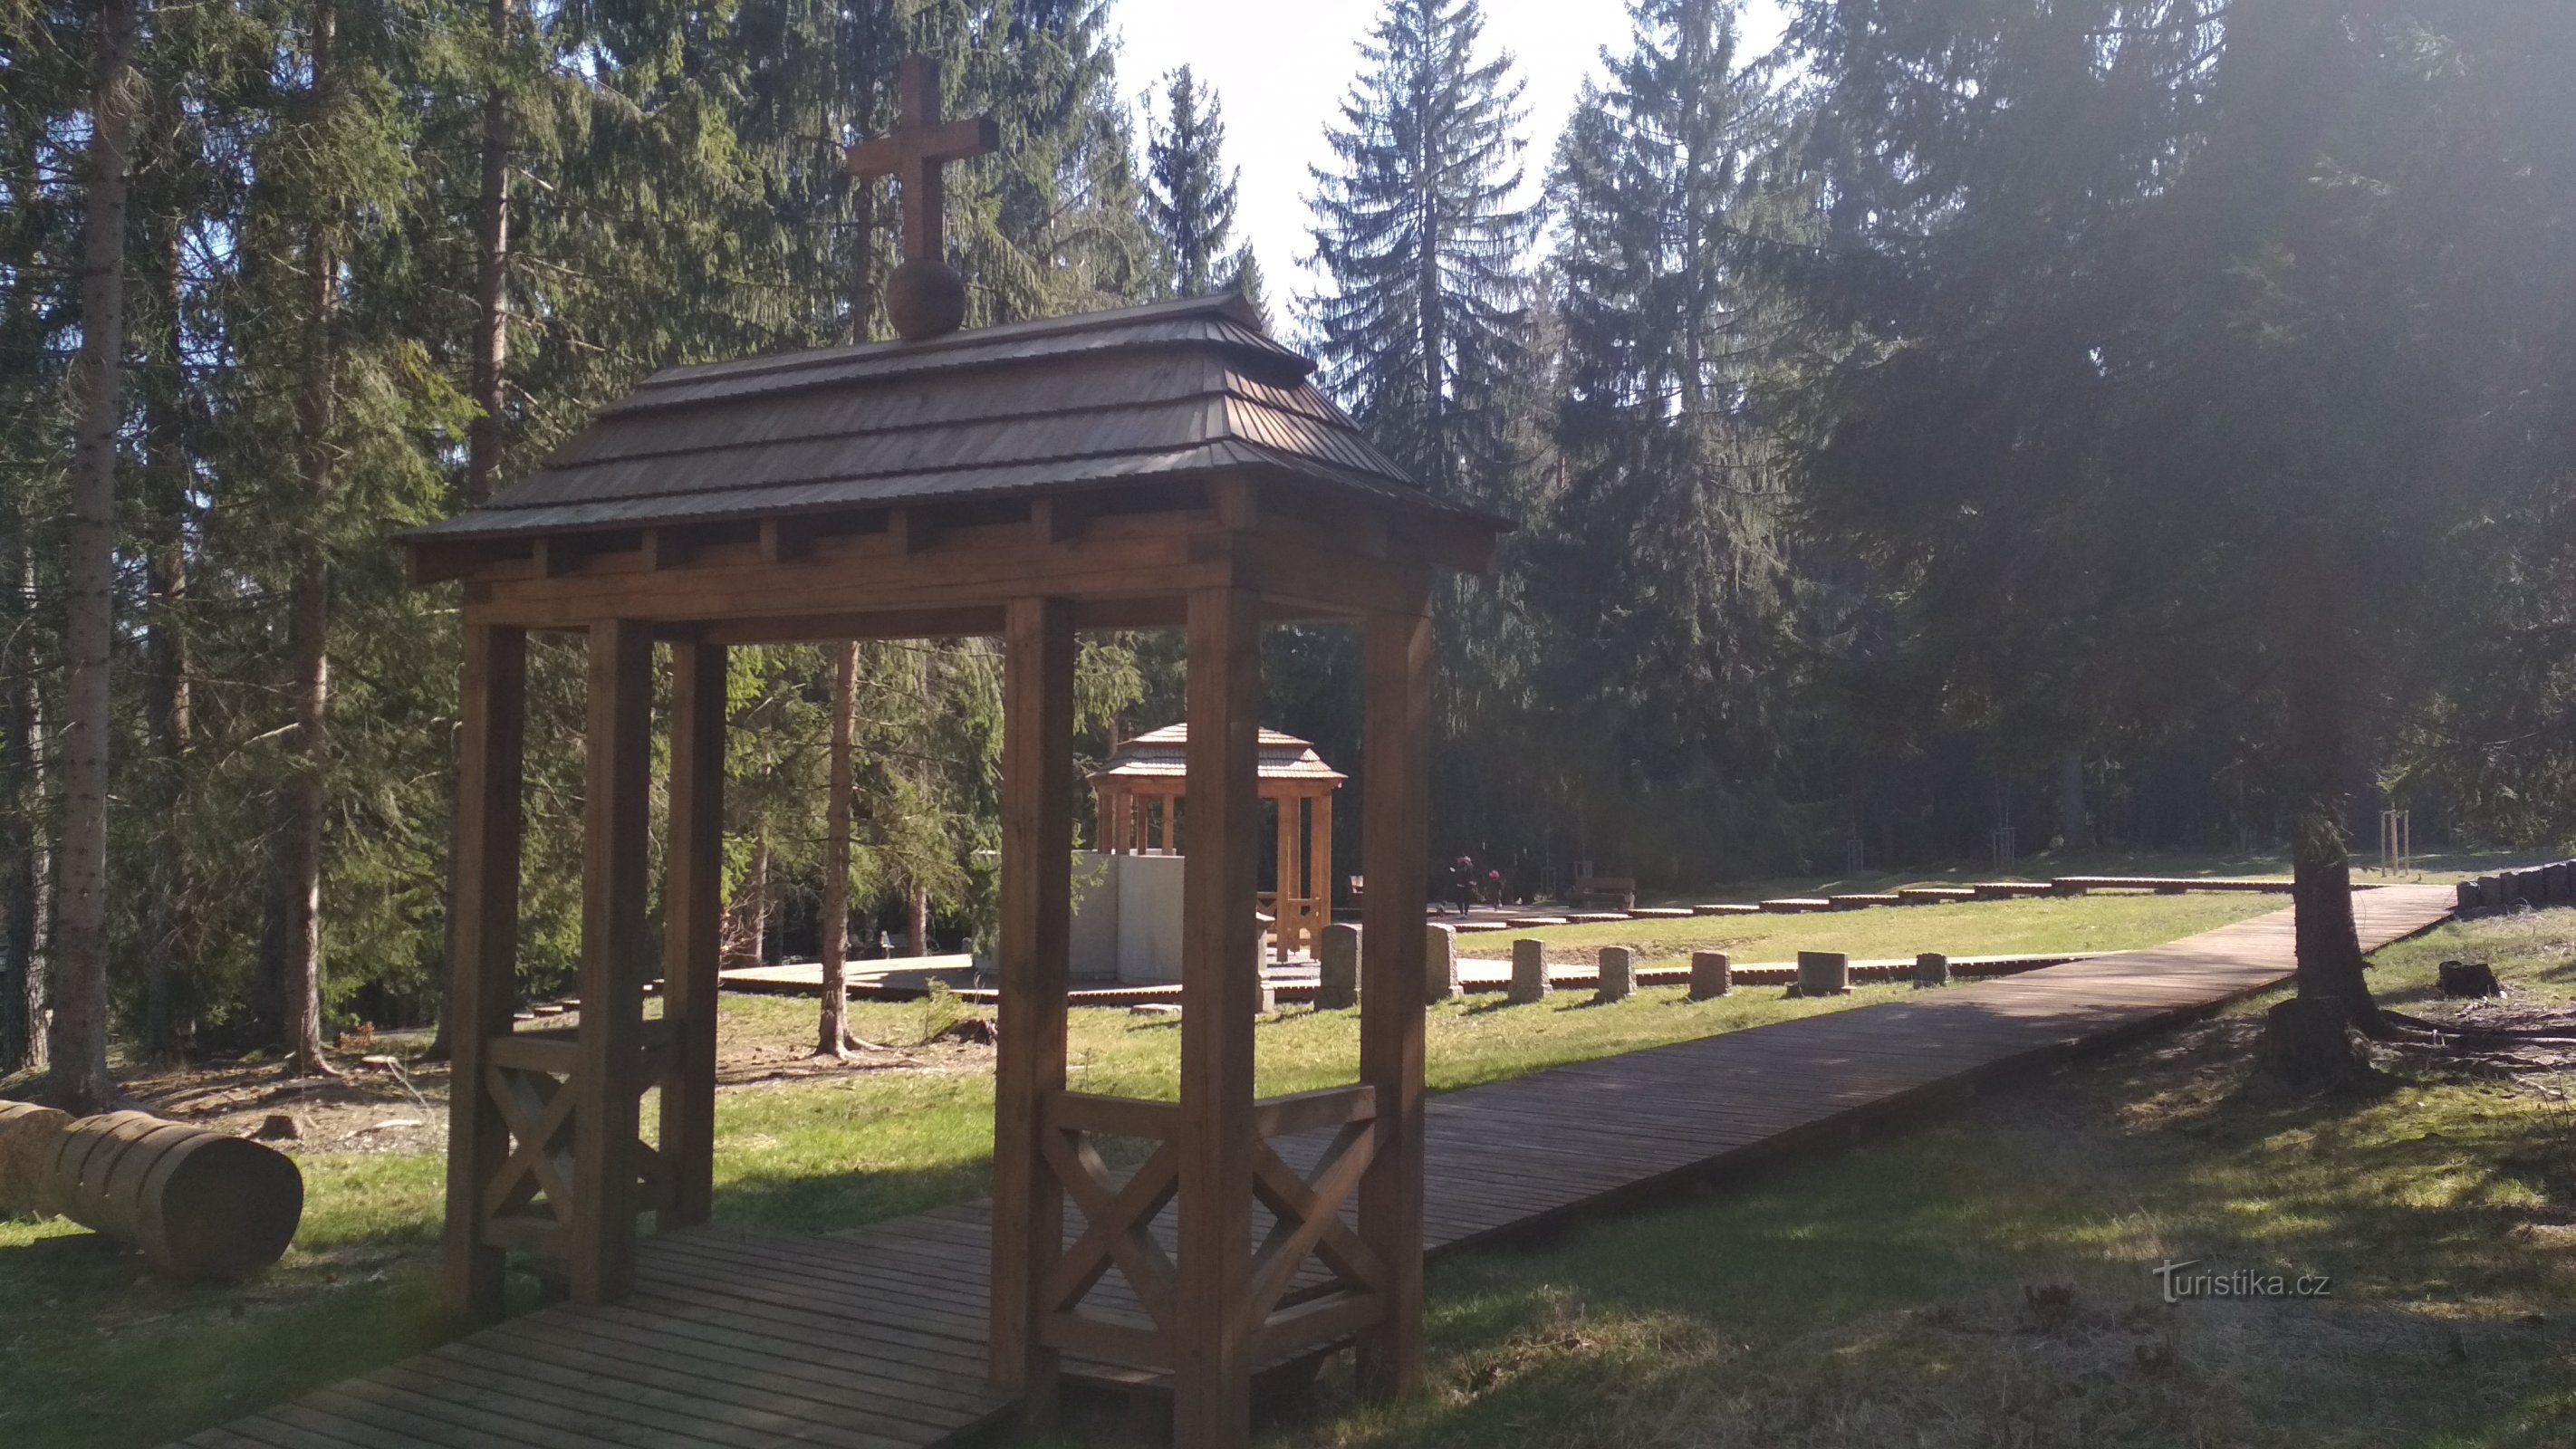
[[48, 1110, 303, 1279], [2260, 996, 2369, 1089], [1509, 938, 1548, 1003], [1688, 951, 1731, 1000], [1594, 946, 1635, 1003], [1792, 951, 1850, 998], [2437, 960, 2501, 998], [0, 1101, 72, 1214]]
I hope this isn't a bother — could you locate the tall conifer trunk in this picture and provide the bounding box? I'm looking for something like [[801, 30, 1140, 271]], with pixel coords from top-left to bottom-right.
[[2, 547, 50, 1079], [467, 0, 511, 505], [51, 0, 144, 1112], [818, 643, 858, 1057], [273, 0, 341, 1077], [2285, 601, 2378, 1031], [143, 233, 196, 1062]]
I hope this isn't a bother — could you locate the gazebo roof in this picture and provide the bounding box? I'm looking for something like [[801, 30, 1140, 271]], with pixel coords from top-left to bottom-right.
[[1091, 723, 1346, 790], [403, 291, 1494, 547]]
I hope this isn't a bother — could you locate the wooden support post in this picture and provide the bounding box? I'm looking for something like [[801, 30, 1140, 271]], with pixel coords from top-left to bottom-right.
[[442, 624, 525, 1323], [1357, 609, 1430, 1399], [571, 619, 651, 1305], [1176, 585, 1260, 1449], [1312, 793, 1333, 917], [659, 638, 726, 1228], [1274, 792, 1300, 963], [990, 597, 1074, 1417]]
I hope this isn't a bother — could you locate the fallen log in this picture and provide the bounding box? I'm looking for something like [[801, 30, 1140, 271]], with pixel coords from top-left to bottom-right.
[[48, 1110, 304, 1280], [0, 1100, 72, 1215]]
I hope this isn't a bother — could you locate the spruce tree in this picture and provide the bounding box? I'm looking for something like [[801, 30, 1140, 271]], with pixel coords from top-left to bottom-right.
[[1143, 66, 1239, 297], [1531, 0, 1808, 871], [1307, 0, 1536, 500]]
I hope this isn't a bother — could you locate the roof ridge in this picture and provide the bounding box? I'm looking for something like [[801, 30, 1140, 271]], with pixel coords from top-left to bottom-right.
[[634, 291, 1290, 394]]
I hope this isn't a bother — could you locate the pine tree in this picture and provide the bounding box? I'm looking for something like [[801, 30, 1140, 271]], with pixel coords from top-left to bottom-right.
[[1308, 0, 1536, 501], [51, 0, 145, 1111], [1143, 66, 1239, 297]]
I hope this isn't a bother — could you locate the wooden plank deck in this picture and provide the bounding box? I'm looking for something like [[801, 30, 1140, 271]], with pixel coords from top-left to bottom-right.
[[177, 885, 2454, 1449]]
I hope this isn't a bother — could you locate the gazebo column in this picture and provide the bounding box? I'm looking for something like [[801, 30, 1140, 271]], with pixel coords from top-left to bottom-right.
[[1274, 791, 1300, 962], [442, 623, 526, 1323], [570, 619, 653, 1304], [991, 598, 1075, 1415], [1177, 585, 1262, 1447], [658, 638, 726, 1228], [1357, 609, 1431, 1397], [1311, 790, 1334, 926]]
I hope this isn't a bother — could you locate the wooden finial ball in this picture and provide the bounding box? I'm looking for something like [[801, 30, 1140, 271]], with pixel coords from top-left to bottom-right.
[[887, 258, 966, 341]]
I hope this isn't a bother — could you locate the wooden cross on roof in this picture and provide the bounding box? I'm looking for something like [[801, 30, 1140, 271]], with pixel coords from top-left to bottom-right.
[[846, 55, 1000, 266]]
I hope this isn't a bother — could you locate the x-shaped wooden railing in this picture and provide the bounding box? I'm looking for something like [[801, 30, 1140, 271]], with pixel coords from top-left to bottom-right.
[[474, 1022, 675, 1255], [1033, 1082, 1388, 1373]]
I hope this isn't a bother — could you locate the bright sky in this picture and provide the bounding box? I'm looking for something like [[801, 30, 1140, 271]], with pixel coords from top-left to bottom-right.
[[1111, 0, 1793, 307]]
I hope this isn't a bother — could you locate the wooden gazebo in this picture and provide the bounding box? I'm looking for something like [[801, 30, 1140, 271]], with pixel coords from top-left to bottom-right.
[[405, 81, 1506, 1433], [1091, 724, 1346, 960]]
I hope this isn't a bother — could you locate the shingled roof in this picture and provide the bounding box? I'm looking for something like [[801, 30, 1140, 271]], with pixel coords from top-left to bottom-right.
[[1088, 724, 1347, 789], [405, 291, 1483, 544]]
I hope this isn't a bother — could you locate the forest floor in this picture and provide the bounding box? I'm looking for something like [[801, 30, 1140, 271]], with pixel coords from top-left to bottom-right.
[[1, 877, 2562, 1447], [1206, 911, 2576, 1449]]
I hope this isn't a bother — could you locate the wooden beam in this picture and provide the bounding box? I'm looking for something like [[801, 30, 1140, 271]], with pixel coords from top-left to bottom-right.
[[1175, 585, 1261, 1449], [476, 524, 1222, 629], [640, 528, 692, 571], [697, 606, 1004, 646], [888, 506, 928, 555], [570, 619, 652, 1305], [532, 535, 581, 579], [1357, 609, 1431, 1398], [990, 597, 1076, 1417], [757, 516, 810, 564], [658, 638, 725, 1229], [441, 624, 525, 1324], [1029, 497, 1081, 545], [1208, 476, 1259, 532]]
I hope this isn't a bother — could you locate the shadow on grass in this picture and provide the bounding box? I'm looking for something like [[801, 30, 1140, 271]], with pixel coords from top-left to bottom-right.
[[1289, 1041, 2576, 1449], [710, 1157, 993, 1235]]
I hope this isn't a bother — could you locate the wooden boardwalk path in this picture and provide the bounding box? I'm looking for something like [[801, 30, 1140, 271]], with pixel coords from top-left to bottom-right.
[[174, 886, 2455, 1449]]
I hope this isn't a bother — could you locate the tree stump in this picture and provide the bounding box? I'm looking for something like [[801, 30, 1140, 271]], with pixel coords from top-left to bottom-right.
[[2437, 960, 2501, 997], [1594, 946, 1635, 1003], [1688, 950, 1731, 1001], [0, 1102, 72, 1216], [1317, 923, 1360, 1010], [1509, 938, 1549, 1003], [1424, 922, 1460, 1003], [49, 1110, 303, 1279], [1913, 952, 1950, 989], [2259, 996, 2368, 1089], [1793, 950, 1850, 997]]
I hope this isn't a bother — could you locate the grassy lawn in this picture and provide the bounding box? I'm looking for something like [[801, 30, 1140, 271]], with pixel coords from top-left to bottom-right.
[[1226, 912, 2576, 1449], [1650, 844, 2548, 912], [5, 885, 2554, 1447], [0, 963, 1994, 1447], [1486, 890, 2282, 968]]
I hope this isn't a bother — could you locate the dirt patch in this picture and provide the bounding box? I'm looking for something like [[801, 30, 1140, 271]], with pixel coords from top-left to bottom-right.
[[96, 1003, 998, 1148], [122, 1056, 452, 1154]]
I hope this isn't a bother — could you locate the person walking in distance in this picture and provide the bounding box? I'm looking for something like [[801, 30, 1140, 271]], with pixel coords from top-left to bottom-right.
[[1450, 854, 1478, 916]]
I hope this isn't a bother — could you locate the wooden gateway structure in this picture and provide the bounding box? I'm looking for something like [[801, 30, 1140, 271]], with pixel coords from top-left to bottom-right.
[[401, 64, 1505, 1444], [1091, 724, 1346, 961]]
